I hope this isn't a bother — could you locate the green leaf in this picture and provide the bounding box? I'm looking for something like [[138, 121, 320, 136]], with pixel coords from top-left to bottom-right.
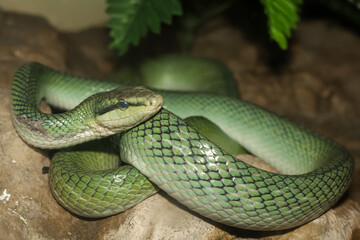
[[107, 0, 182, 56], [261, 0, 302, 50]]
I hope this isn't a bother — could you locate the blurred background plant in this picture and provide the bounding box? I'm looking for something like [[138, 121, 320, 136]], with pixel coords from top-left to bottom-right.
[[106, 0, 360, 56]]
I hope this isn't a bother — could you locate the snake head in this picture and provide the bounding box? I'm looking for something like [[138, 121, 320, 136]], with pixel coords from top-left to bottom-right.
[[92, 86, 163, 133]]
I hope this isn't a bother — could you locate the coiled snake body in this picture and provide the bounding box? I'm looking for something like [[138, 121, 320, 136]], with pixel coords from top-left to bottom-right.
[[10, 62, 353, 230]]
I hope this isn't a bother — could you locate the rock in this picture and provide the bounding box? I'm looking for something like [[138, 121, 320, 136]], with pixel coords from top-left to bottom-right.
[[95, 194, 216, 240], [293, 86, 318, 116], [0, 12, 66, 88], [330, 92, 353, 117], [59, 28, 119, 79], [291, 72, 322, 116], [0, 88, 93, 239]]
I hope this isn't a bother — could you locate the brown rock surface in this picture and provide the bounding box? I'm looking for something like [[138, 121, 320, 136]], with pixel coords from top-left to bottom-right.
[[0, 10, 359, 240], [0, 12, 66, 88]]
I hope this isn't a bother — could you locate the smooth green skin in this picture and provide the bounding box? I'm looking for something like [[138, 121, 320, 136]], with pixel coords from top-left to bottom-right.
[[108, 55, 239, 98], [139, 55, 239, 98], [10, 62, 353, 230], [184, 116, 247, 155]]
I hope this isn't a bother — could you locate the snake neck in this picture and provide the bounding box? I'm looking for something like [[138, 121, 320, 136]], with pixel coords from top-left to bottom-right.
[[11, 99, 114, 149], [10, 62, 116, 149]]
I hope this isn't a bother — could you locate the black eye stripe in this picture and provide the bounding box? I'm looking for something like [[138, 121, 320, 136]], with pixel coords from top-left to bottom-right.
[[97, 105, 117, 115], [97, 100, 133, 115]]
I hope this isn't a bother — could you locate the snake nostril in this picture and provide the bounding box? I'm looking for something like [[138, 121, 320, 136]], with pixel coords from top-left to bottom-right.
[[154, 95, 163, 108], [146, 96, 163, 108]]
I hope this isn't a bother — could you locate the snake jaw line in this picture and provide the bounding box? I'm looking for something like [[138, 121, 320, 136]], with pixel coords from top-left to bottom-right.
[[91, 122, 116, 136]]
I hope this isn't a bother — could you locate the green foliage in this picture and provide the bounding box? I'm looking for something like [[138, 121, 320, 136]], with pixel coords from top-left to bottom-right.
[[106, 0, 304, 55], [348, 0, 360, 9], [260, 0, 303, 49], [107, 0, 182, 55]]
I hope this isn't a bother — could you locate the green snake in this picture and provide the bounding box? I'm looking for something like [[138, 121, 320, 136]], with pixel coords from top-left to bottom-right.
[[10, 62, 353, 230]]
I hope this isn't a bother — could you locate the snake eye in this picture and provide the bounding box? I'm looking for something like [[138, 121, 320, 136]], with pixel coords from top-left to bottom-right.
[[117, 100, 129, 109]]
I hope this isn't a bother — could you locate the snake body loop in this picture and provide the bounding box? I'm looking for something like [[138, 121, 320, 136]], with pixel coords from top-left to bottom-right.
[[10, 62, 353, 230]]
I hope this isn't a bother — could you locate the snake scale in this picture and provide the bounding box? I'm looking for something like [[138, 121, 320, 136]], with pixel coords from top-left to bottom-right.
[[10, 62, 353, 230]]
